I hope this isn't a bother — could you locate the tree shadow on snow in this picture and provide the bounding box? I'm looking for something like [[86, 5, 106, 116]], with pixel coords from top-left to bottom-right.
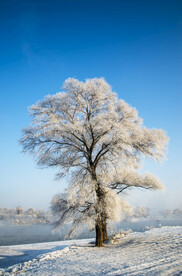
[[0, 245, 67, 269]]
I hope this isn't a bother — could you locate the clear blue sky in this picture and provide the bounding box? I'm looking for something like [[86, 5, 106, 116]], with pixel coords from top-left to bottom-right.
[[0, 0, 182, 211]]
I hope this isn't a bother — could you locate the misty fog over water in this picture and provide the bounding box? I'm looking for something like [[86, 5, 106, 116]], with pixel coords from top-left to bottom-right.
[[1, 217, 182, 246]]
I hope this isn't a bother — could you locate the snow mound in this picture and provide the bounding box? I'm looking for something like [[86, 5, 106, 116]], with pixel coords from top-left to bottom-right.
[[38, 246, 70, 261], [104, 229, 132, 244]]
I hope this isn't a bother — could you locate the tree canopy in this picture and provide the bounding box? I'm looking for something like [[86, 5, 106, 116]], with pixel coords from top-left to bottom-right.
[[21, 78, 169, 246]]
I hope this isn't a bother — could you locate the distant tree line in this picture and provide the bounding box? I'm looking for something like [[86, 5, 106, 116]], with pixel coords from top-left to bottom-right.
[[0, 206, 181, 227], [0, 207, 52, 225]]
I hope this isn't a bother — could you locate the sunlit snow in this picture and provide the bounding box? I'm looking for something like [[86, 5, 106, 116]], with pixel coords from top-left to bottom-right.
[[0, 226, 181, 275]]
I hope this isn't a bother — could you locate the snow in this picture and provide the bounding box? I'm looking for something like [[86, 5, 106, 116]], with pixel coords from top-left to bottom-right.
[[0, 226, 182, 275]]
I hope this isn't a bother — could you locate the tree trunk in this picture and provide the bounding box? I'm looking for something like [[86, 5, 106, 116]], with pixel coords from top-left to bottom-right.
[[90, 164, 105, 247], [95, 217, 103, 247], [102, 217, 108, 241]]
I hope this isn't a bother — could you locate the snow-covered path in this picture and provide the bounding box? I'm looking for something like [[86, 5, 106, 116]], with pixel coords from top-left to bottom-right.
[[0, 226, 182, 275]]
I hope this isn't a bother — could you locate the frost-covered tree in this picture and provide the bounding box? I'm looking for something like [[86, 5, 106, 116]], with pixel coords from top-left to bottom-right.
[[20, 78, 168, 246], [133, 206, 151, 218]]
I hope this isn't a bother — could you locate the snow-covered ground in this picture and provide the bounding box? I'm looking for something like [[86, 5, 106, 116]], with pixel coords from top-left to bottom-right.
[[0, 226, 182, 275]]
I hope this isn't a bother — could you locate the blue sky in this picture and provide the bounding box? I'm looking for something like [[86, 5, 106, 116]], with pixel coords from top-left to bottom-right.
[[0, 0, 182, 211]]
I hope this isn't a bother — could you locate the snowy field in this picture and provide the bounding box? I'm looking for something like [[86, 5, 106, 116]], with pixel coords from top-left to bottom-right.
[[0, 226, 182, 275]]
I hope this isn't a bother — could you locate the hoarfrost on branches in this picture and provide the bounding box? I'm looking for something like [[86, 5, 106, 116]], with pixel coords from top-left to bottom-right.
[[20, 78, 169, 246]]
